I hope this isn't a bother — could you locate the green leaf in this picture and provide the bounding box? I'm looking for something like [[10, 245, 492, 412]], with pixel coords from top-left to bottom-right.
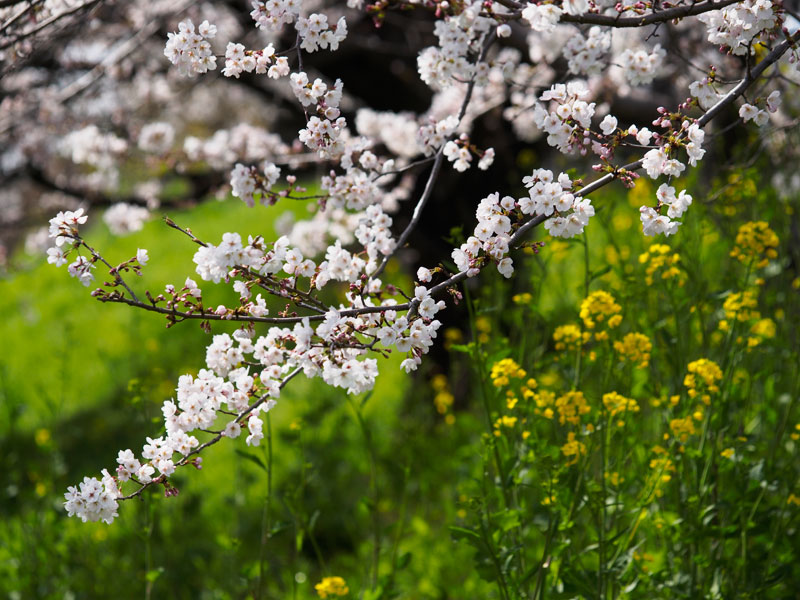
[[234, 449, 267, 473], [449, 525, 481, 541], [490, 509, 521, 532], [145, 567, 164, 583]]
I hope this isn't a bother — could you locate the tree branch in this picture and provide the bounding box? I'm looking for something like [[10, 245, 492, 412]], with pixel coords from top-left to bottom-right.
[[558, 0, 742, 28]]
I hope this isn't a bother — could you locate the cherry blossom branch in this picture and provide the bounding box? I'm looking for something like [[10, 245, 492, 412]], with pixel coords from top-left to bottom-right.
[[697, 30, 799, 128], [0, 0, 42, 36], [510, 29, 800, 248], [118, 367, 303, 502], [98, 293, 414, 325], [558, 0, 743, 28], [370, 33, 497, 279], [55, 1, 196, 104], [0, 0, 105, 50], [78, 239, 142, 303]]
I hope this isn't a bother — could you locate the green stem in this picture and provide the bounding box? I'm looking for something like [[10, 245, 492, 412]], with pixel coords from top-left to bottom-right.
[[349, 397, 381, 590], [257, 413, 273, 600]]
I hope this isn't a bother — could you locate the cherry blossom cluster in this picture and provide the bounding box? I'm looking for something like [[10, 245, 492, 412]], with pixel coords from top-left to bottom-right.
[[138, 122, 175, 154], [699, 0, 778, 55], [222, 42, 289, 79], [617, 44, 665, 86], [417, 5, 492, 90], [417, 115, 460, 156], [639, 184, 694, 237], [103, 203, 150, 235], [533, 81, 596, 154], [290, 73, 344, 119], [230, 161, 282, 207], [61, 125, 128, 170], [46, 209, 96, 286], [739, 91, 782, 126], [296, 13, 348, 53], [163, 19, 218, 77], [64, 470, 121, 524], [183, 124, 288, 170], [321, 166, 386, 211], [564, 26, 610, 76], [521, 2, 565, 32], [249, 0, 302, 31]]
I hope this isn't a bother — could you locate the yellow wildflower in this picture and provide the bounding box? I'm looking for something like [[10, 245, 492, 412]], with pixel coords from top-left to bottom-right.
[[747, 317, 776, 349], [721, 448, 735, 459], [434, 391, 454, 414], [475, 316, 492, 344], [788, 494, 800, 506], [647, 453, 675, 498], [553, 323, 587, 353], [506, 392, 518, 410], [638, 243, 684, 286], [493, 415, 518, 436], [431, 374, 455, 415], [443, 327, 463, 350], [684, 358, 723, 403], [490, 358, 527, 387], [722, 290, 760, 324], [730, 221, 779, 268], [513, 292, 533, 305], [580, 290, 622, 331], [669, 416, 696, 443], [613, 332, 652, 368], [315, 576, 349, 598], [602, 391, 640, 419], [561, 432, 586, 466], [556, 390, 591, 425]]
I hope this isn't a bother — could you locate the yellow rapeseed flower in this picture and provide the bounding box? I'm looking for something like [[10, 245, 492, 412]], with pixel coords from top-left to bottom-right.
[[315, 576, 349, 598], [730, 221, 779, 269], [556, 390, 591, 425], [553, 323, 587, 352], [669, 416, 696, 443], [722, 290, 760, 324], [602, 391, 640, 420], [493, 415, 518, 435], [490, 358, 527, 387], [561, 432, 586, 466], [684, 358, 723, 403], [638, 244, 684, 286], [747, 317, 776, 349], [613, 332, 652, 368], [580, 291, 622, 332], [512, 292, 533, 305], [443, 327, 463, 350]]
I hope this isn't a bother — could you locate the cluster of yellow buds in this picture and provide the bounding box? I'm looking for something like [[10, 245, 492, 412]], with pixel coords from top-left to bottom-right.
[[613, 332, 652, 368], [431, 374, 455, 425], [638, 244, 684, 286], [490, 357, 527, 387], [561, 432, 586, 466], [730, 221, 779, 268], [315, 576, 349, 598], [603, 392, 640, 427], [579, 291, 623, 340], [684, 358, 723, 404], [556, 390, 591, 426]]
